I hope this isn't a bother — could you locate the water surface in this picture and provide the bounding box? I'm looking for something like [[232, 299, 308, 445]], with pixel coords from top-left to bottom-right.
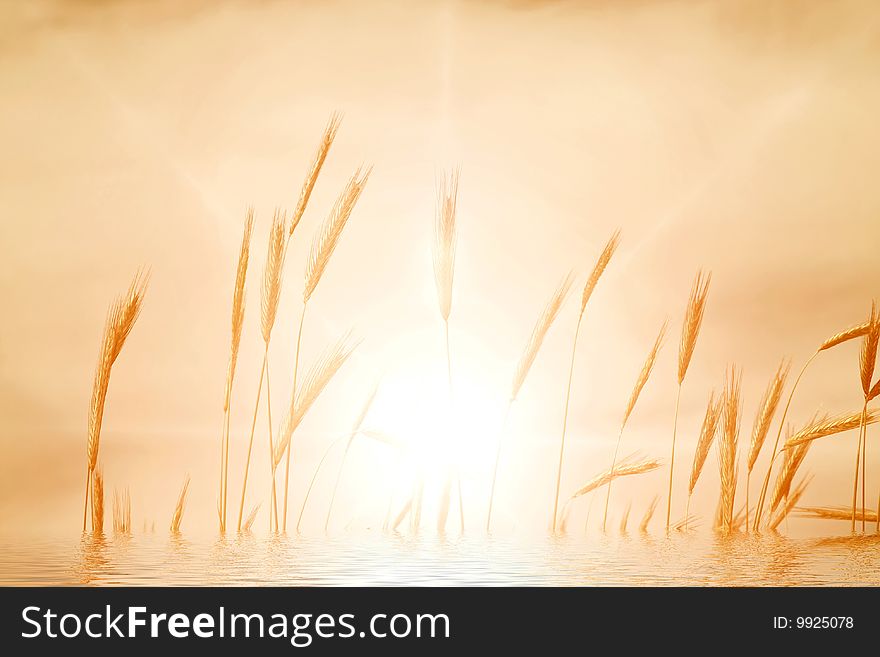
[[2, 532, 879, 586]]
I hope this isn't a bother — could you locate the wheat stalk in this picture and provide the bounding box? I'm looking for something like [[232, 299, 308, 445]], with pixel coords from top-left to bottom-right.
[[242, 504, 260, 532], [668, 270, 711, 530], [280, 167, 370, 532], [718, 366, 741, 533], [84, 272, 148, 532], [113, 488, 131, 535], [219, 208, 254, 533], [433, 169, 463, 533], [552, 230, 620, 533], [769, 474, 811, 531], [170, 475, 191, 533], [771, 442, 810, 512], [619, 501, 632, 534], [487, 274, 574, 532], [683, 390, 721, 529], [639, 495, 660, 533], [290, 113, 342, 236], [237, 210, 287, 532], [91, 470, 104, 535], [744, 360, 789, 531], [857, 303, 880, 531], [277, 334, 357, 470], [754, 317, 871, 529], [603, 320, 667, 531]]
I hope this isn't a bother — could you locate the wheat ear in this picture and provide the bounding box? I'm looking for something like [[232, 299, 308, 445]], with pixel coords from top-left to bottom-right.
[[570, 455, 662, 499], [718, 366, 741, 534], [84, 272, 148, 532], [857, 302, 880, 531], [603, 320, 667, 532], [795, 506, 878, 522], [290, 113, 342, 236], [769, 474, 811, 532], [552, 230, 620, 533]]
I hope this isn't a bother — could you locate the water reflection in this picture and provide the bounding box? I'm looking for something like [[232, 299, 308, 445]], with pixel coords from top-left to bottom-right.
[[3, 531, 880, 586]]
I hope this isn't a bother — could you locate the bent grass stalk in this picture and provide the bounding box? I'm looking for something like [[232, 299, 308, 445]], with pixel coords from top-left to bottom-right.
[[668, 270, 711, 531], [487, 273, 574, 532], [552, 230, 620, 534], [753, 319, 871, 529], [603, 321, 667, 532], [238, 209, 287, 532]]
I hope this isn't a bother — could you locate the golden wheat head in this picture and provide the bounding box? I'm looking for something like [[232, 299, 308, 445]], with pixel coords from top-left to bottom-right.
[[819, 320, 871, 351], [433, 169, 459, 322], [304, 167, 371, 303], [580, 229, 621, 314], [275, 334, 357, 466], [860, 300, 879, 397], [260, 209, 287, 344], [622, 320, 668, 430], [747, 359, 790, 473], [688, 390, 721, 495], [677, 269, 711, 385], [225, 208, 255, 411], [784, 408, 879, 449], [510, 273, 574, 400], [569, 454, 662, 500], [291, 113, 342, 235], [87, 272, 149, 473]]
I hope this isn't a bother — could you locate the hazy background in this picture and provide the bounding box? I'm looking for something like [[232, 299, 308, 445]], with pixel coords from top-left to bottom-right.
[[1, 0, 879, 537]]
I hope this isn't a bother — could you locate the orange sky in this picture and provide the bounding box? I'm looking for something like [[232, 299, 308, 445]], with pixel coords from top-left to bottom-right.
[[1, 0, 879, 537]]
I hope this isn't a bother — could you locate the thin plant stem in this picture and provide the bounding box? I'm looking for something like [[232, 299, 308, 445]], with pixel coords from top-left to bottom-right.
[[291, 432, 347, 533], [83, 467, 91, 533], [443, 318, 465, 533], [602, 426, 625, 532], [283, 303, 307, 532], [852, 403, 867, 532], [745, 470, 750, 533], [266, 362, 279, 532], [754, 351, 816, 529], [666, 383, 682, 531], [684, 494, 691, 532], [323, 437, 354, 532], [237, 351, 267, 531], [486, 400, 514, 533], [552, 313, 583, 534], [861, 402, 867, 532]]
